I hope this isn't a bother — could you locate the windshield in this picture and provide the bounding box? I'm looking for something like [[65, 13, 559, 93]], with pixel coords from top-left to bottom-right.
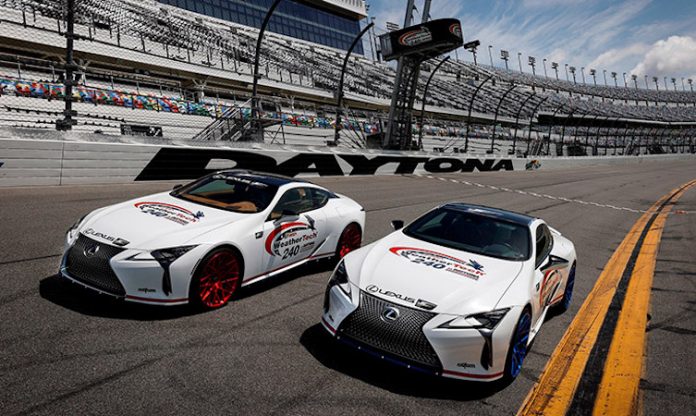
[[172, 174, 278, 213], [403, 207, 531, 261]]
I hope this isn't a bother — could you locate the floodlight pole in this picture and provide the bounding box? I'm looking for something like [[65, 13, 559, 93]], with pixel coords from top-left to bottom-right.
[[542, 59, 548, 78], [334, 22, 374, 145], [252, 0, 283, 121], [418, 56, 450, 149], [58, 0, 77, 131]]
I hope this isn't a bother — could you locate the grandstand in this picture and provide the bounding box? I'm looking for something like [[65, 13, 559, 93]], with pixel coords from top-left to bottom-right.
[[0, 0, 694, 156]]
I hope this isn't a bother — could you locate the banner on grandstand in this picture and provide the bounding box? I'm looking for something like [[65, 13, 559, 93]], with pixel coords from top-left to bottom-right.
[[379, 18, 463, 61], [121, 124, 164, 137]]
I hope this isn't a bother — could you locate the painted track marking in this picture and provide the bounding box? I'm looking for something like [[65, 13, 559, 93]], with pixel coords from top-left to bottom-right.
[[417, 174, 696, 214], [591, 181, 695, 415], [516, 179, 696, 415]]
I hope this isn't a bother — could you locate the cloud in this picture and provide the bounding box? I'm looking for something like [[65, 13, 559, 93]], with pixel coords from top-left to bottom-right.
[[588, 43, 649, 70], [450, 0, 653, 71], [522, 0, 592, 8], [630, 35, 696, 78]]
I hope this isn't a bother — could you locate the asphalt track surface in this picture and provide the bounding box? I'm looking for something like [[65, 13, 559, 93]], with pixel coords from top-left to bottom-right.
[[1, 159, 695, 415]]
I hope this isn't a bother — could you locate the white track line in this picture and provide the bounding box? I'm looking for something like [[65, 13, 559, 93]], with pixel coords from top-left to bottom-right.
[[417, 174, 649, 214]]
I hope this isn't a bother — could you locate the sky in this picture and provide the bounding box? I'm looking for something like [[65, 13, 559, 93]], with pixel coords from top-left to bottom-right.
[[365, 0, 696, 87]]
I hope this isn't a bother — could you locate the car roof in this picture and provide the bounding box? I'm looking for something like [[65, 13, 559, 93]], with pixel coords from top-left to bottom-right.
[[441, 202, 536, 226], [215, 170, 312, 187]]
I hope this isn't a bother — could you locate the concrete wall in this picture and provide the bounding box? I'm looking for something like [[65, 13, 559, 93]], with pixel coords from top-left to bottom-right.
[[1, 137, 693, 187]]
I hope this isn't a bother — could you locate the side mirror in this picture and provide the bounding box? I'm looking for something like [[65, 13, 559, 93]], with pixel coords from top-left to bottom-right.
[[391, 220, 404, 230], [540, 255, 570, 272]]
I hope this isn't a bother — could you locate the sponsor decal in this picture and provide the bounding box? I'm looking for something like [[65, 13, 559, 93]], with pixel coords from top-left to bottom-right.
[[449, 23, 462, 39], [365, 284, 437, 310], [366, 284, 416, 304], [137, 288, 156, 293], [398, 27, 433, 47], [457, 362, 476, 369], [214, 173, 269, 188], [540, 269, 562, 308], [264, 221, 318, 259], [135, 148, 514, 181], [134, 201, 204, 226], [83, 228, 130, 246], [389, 246, 486, 281], [526, 159, 542, 170]]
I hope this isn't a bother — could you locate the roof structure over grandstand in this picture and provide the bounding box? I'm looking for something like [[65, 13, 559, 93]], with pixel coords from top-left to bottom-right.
[[0, 0, 694, 157], [156, 0, 367, 53]]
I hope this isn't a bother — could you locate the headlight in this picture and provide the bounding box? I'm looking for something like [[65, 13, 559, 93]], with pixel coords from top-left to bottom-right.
[[328, 259, 351, 297], [151, 245, 198, 267], [439, 308, 510, 330], [324, 260, 351, 313], [66, 213, 88, 245]]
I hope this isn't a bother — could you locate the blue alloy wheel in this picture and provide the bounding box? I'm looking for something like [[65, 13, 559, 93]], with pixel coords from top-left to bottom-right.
[[509, 310, 531, 379]]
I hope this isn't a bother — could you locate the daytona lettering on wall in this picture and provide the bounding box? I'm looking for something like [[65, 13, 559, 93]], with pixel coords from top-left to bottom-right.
[[135, 148, 514, 181]]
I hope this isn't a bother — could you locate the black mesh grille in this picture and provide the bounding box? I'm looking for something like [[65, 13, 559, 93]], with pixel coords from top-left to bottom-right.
[[338, 291, 441, 369], [65, 235, 126, 296]]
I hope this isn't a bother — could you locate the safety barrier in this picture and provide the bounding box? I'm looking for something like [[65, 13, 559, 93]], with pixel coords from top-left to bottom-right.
[[0, 136, 693, 187]]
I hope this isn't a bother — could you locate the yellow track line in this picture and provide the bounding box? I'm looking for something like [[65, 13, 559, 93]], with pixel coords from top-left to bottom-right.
[[517, 181, 693, 416], [592, 181, 696, 416]]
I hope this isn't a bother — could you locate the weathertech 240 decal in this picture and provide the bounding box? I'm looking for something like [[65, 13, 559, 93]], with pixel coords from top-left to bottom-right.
[[265, 221, 319, 259], [134, 201, 204, 225], [389, 247, 486, 281]]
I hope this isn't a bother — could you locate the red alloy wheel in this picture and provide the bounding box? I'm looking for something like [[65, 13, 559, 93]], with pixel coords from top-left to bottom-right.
[[337, 224, 362, 259], [196, 250, 240, 309]]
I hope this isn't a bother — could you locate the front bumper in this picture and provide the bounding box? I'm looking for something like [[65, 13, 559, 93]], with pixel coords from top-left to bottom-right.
[[322, 285, 520, 381], [59, 234, 201, 306]]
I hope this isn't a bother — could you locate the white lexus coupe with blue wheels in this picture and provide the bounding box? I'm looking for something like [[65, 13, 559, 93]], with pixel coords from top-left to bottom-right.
[[321, 203, 576, 382], [60, 170, 365, 309]]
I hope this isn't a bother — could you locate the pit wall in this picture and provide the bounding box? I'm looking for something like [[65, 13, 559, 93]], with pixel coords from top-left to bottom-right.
[[0, 137, 693, 187]]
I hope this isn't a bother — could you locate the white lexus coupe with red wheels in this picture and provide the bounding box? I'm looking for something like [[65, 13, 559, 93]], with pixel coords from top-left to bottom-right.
[[60, 170, 365, 309], [321, 203, 576, 382]]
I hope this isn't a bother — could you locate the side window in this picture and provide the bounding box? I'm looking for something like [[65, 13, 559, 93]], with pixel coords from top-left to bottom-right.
[[269, 187, 314, 220], [309, 188, 331, 209], [535, 224, 552, 267]]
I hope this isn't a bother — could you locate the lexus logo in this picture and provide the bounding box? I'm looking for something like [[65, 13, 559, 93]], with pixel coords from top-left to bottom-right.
[[381, 306, 400, 322], [84, 244, 100, 258]]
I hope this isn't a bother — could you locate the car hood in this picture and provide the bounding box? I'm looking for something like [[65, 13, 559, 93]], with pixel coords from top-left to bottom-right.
[[351, 231, 525, 315], [78, 192, 255, 249]]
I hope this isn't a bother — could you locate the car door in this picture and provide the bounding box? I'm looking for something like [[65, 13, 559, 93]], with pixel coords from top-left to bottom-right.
[[260, 186, 329, 273]]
